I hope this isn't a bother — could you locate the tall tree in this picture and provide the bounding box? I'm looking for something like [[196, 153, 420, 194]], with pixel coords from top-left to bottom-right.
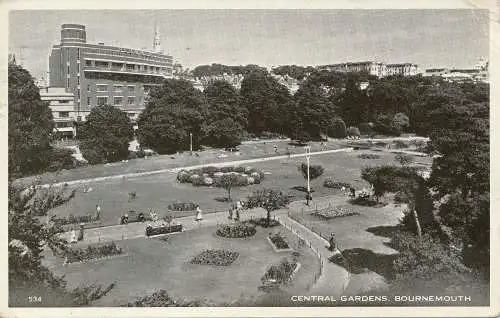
[[8, 63, 54, 178], [79, 105, 134, 164], [240, 70, 293, 135], [138, 79, 206, 154]]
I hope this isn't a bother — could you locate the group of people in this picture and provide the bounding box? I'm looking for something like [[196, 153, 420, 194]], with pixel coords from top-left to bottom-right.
[[228, 200, 243, 221]]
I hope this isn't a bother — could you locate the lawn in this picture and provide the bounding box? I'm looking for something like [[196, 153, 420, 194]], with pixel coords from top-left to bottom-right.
[[46, 148, 431, 228], [43, 224, 320, 306], [16, 139, 347, 186]]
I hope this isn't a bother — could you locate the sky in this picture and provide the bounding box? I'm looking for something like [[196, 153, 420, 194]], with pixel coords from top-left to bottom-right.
[[9, 9, 489, 79]]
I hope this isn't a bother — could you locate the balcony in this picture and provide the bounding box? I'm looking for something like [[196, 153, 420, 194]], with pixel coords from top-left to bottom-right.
[[84, 65, 171, 79]]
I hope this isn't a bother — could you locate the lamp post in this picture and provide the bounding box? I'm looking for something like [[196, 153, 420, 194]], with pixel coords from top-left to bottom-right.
[[305, 146, 311, 205], [190, 132, 193, 155]]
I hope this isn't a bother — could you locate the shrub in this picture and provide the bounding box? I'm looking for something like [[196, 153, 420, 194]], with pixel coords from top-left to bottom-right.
[[347, 127, 361, 137], [204, 177, 214, 185], [329, 118, 347, 138], [393, 140, 409, 149], [392, 113, 410, 132], [261, 258, 297, 285], [269, 233, 290, 249], [373, 115, 401, 136], [358, 153, 380, 159], [249, 217, 280, 228], [358, 122, 373, 135], [216, 222, 256, 238], [298, 163, 324, 180], [323, 179, 351, 189], [55, 213, 99, 226], [177, 171, 191, 183], [190, 249, 239, 266], [201, 166, 219, 175], [395, 153, 414, 166], [47, 148, 77, 171]]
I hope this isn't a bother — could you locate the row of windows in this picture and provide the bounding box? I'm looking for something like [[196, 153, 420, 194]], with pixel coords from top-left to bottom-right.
[[88, 96, 136, 106], [85, 60, 170, 74], [84, 47, 172, 63], [93, 84, 136, 93]]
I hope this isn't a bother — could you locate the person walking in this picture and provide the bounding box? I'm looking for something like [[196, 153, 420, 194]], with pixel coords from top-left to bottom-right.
[[228, 203, 234, 220], [329, 233, 337, 252], [235, 201, 242, 221], [95, 204, 101, 220], [195, 205, 203, 221]]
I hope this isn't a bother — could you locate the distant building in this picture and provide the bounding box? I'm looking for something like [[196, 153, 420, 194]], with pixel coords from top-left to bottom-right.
[[386, 63, 419, 77], [48, 24, 174, 125], [424, 59, 489, 83], [39, 86, 83, 139], [318, 61, 388, 77]]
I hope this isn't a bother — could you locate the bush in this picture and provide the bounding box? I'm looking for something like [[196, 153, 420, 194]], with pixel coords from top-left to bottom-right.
[[394, 153, 414, 166], [177, 171, 191, 183], [64, 242, 123, 264], [249, 217, 280, 228], [358, 153, 380, 159], [145, 224, 183, 236], [190, 249, 239, 266], [358, 122, 373, 135], [55, 213, 99, 226], [47, 148, 77, 171], [216, 222, 256, 238], [261, 258, 297, 285], [393, 140, 409, 149], [269, 233, 290, 249], [373, 115, 401, 137], [167, 202, 197, 211], [323, 179, 351, 189], [329, 118, 347, 138], [347, 126, 361, 137], [392, 113, 410, 132]]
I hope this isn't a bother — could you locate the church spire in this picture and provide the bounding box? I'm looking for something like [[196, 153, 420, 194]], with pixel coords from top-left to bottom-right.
[[153, 23, 162, 53]]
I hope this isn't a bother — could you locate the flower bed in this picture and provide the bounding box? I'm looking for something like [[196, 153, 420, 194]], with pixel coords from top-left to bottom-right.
[[311, 206, 360, 220], [261, 258, 298, 286], [190, 249, 239, 266], [146, 224, 183, 237], [268, 233, 291, 250], [64, 242, 123, 264], [177, 166, 265, 187], [216, 222, 256, 238], [167, 202, 197, 212], [357, 153, 380, 159], [323, 179, 351, 189], [248, 217, 280, 228], [55, 213, 100, 226]]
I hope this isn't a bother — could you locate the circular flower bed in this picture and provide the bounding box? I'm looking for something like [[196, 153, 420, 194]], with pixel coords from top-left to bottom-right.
[[216, 222, 257, 238], [177, 166, 265, 187], [190, 249, 239, 266]]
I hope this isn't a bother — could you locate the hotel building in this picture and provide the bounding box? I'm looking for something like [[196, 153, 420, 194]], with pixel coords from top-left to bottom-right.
[[317, 61, 419, 78], [48, 24, 173, 133]]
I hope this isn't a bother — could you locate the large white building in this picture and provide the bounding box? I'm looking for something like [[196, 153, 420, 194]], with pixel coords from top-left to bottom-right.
[[39, 86, 82, 139], [317, 61, 419, 78]]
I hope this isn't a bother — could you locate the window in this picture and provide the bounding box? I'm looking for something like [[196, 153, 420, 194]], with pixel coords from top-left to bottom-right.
[[113, 85, 123, 92], [87, 84, 90, 92], [59, 100, 70, 104], [87, 97, 91, 106], [126, 64, 135, 71], [67, 64, 70, 74], [127, 97, 135, 105], [77, 76, 80, 85], [59, 111, 70, 118], [77, 48, 81, 60], [86, 60, 92, 67], [96, 84, 108, 92], [97, 97, 107, 106], [113, 97, 123, 105], [56, 122, 71, 128], [66, 78, 70, 88], [127, 85, 135, 93]]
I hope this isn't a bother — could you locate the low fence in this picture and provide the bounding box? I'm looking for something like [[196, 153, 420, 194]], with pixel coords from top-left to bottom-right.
[[275, 215, 325, 291]]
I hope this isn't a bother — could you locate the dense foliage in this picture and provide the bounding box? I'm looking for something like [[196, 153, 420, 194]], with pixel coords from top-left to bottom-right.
[[8, 184, 114, 306], [8, 63, 55, 178], [64, 242, 123, 264], [79, 105, 134, 164], [245, 188, 291, 225], [216, 222, 257, 238]]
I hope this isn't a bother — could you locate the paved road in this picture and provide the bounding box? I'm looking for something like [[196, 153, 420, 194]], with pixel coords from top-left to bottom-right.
[[39, 147, 354, 188]]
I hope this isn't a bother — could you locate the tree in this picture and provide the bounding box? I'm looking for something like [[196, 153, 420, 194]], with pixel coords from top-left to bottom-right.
[[298, 163, 324, 182], [329, 118, 347, 138], [8, 183, 114, 306], [240, 70, 293, 135], [202, 81, 247, 147], [79, 105, 134, 164], [138, 79, 206, 154], [392, 112, 410, 132], [214, 174, 248, 201], [8, 63, 54, 178], [288, 82, 338, 141], [245, 189, 291, 225]]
